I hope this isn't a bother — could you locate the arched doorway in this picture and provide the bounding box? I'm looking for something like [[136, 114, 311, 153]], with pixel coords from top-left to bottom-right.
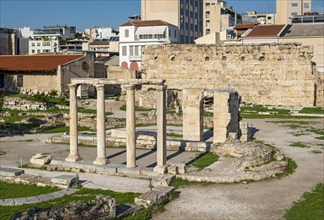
[[121, 62, 128, 69], [130, 62, 139, 71]]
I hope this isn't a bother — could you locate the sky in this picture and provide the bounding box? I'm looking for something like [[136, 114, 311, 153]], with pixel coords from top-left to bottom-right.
[[1, 0, 323, 31]]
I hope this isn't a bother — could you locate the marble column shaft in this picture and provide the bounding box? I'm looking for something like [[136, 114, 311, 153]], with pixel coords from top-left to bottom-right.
[[94, 84, 108, 165], [156, 85, 167, 166], [126, 85, 136, 168], [66, 84, 82, 162]]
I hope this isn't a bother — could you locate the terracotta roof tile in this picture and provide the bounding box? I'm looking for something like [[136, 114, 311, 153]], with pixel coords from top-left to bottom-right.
[[246, 25, 286, 38], [0, 54, 84, 72], [121, 20, 176, 27], [234, 23, 256, 30]]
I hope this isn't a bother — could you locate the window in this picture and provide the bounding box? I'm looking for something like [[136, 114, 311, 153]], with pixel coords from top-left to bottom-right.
[[206, 11, 210, 19], [135, 46, 139, 56], [304, 3, 309, 8], [129, 46, 134, 56], [291, 3, 298, 7], [122, 46, 127, 56], [32, 50, 35, 53], [17, 75, 23, 87], [267, 16, 272, 20], [37, 49, 40, 53], [43, 42, 50, 46], [291, 12, 298, 16], [125, 29, 129, 38], [37, 42, 40, 46], [206, 20, 210, 28], [31, 43, 35, 47], [174, 30, 177, 38]]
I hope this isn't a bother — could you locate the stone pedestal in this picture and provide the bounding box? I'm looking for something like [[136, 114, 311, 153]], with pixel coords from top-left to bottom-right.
[[126, 85, 136, 168], [94, 84, 108, 165], [66, 84, 82, 162], [156, 85, 167, 169]]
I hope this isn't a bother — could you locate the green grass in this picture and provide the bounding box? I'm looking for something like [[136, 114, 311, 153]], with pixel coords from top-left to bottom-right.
[[5, 92, 69, 106], [39, 126, 92, 134], [276, 157, 297, 178], [78, 108, 112, 116], [284, 183, 324, 220], [170, 178, 212, 189], [166, 132, 183, 138], [299, 107, 324, 115], [241, 105, 290, 114], [0, 150, 5, 156], [203, 111, 213, 117], [191, 153, 219, 170], [119, 104, 153, 112], [241, 114, 321, 119], [0, 181, 58, 200], [310, 150, 322, 154], [289, 142, 310, 148], [315, 136, 324, 140], [0, 186, 140, 220]]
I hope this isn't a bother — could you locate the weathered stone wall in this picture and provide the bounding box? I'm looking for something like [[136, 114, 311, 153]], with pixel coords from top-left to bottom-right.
[[141, 43, 318, 107]]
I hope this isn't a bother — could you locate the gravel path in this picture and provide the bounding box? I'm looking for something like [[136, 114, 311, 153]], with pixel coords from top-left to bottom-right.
[[154, 118, 324, 220]]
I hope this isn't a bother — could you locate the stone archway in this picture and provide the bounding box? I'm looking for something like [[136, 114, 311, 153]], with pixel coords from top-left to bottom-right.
[[182, 88, 241, 143], [121, 62, 128, 69], [130, 62, 139, 71]]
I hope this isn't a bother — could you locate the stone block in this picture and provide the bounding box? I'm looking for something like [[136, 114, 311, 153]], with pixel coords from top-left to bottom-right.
[[167, 165, 178, 175], [135, 186, 174, 208], [0, 167, 24, 177], [30, 153, 52, 165], [51, 175, 78, 187], [117, 166, 141, 176], [151, 175, 176, 187], [153, 165, 169, 174]]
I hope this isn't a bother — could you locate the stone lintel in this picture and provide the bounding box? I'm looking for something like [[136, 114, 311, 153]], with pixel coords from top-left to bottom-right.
[[71, 78, 165, 86]]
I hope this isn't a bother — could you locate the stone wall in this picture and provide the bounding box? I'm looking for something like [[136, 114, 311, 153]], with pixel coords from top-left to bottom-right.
[[141, 43, 318, 107]]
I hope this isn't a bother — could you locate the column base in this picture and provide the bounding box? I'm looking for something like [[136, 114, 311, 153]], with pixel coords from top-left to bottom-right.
[[93, 157, 109, 165], [65, 154, 82, 162], [153, 165, 169, 174]]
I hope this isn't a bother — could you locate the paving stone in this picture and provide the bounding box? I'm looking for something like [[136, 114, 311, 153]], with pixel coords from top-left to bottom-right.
[[0, 198, 15, 206], [0, 167, 24, 177], [51, 175, 78, 187], [12, 198, 29, 206], [117, 167, 141, 176]]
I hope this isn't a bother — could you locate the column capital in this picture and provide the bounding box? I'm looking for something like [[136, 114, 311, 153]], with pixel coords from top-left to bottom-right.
[[124, 84, 136, 90], [95, 83, 105, 90], [68, 84, 78, 90]]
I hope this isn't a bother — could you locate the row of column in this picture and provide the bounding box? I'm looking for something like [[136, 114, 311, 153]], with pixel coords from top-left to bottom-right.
[[65, 83, 167, 170]]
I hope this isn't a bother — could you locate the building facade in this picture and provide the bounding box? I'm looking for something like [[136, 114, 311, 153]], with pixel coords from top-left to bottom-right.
[[276, 0, 312, 24], [0, 54, 94, 96], [141, 0, 203, 43], [203, 0, 242, 35], [0, 28, 17, 55], [247, 11, 276, 24], [119, 20, 179, 70]]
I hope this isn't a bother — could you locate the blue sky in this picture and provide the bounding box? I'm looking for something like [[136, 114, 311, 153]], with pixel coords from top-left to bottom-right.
[[1, 0, 323, 31]]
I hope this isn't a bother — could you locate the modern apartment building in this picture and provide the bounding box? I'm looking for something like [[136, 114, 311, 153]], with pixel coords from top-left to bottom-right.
[[276, 0, 312, 24], [247, 11, 276, 24], [119, 20, 179, 70], [28, 36, 59, 54], [141, 0, 203, 43], [203, 0, 242, 35]]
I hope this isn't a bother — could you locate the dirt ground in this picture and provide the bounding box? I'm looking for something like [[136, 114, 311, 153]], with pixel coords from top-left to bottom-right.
[[153, 118, 324, 220]]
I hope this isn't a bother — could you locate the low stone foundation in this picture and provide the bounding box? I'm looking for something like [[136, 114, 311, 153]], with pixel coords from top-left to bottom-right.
[[12, 195, 116, 220]]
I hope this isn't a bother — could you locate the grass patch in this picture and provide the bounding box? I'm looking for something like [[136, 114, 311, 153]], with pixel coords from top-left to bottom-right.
[[0, 186, 140, 220], [299, 107, 324, 115], [310, 150, 322, 154], [39, 126, 92, 134], [119, 104, 153, 112], [203, 111, 213, 117], [289, 142, 310, 148], [241, 114, 320, 119], [166, 132, 183, 138], [241, 105, 290, 114], [0, 181, 58, 200], [284, 183, 324, 220], [0, 150, 6, 156], [78, 108, 112, 116], [191, 153, 219, 170], [276, 157, 297, 178], [5, 92, 69, 106], [315, 136, 324, 140]]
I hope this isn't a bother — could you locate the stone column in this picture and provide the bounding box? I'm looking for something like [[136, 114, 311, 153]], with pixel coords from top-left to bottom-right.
[[94, 84, 108, 165], [66, 84, 82, 162], [155, 85, 167, 171], [126, 85, 136, 168]]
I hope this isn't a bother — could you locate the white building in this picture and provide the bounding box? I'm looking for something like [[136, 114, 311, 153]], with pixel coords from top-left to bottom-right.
[[119, 20, 179, 70], [28, 36, 59, 54]]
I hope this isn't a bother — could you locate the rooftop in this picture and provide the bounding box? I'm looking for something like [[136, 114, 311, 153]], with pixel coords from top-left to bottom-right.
[[234, 23, 256, 30], [282, 24, 324, 37], [120, 20, 176, 27], [0, 54, 84, 72], [244, 24, 286, 38]]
